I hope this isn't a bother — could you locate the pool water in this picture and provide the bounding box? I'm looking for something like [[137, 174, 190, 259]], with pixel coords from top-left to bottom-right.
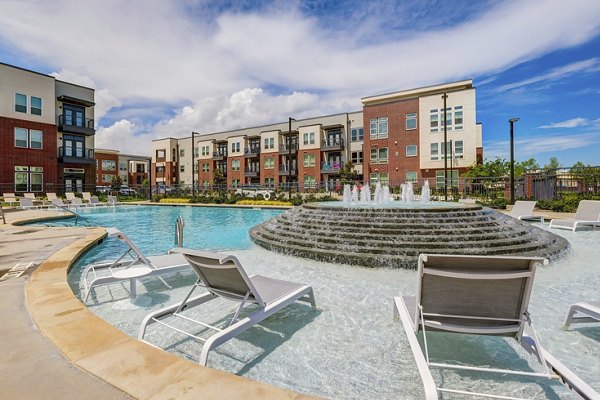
[[64, 206, 599, 399]]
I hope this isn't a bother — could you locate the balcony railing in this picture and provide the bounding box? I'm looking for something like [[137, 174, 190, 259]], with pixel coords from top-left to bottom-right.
[[58, 147, 95, 165], [320, 162, 342, 174], [212, 150, 228, 160], [58, 115, 95, 136], [321, 137, 344, 151], [278, 164, 297, 176], [279, 143, 299, 153], [244, 147, 261, 157]]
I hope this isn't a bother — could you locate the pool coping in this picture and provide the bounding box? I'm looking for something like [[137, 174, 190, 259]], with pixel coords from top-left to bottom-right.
[[22, 218, 316, 399]]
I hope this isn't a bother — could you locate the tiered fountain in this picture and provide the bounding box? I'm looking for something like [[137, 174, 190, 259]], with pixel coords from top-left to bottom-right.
[[249, 183, 569, 268]]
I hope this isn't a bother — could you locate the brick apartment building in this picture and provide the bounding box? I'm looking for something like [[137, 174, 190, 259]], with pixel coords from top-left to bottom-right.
[[95, 149, 150, 188], [0, 62, 96, 193], [152, 80, 483, 192]]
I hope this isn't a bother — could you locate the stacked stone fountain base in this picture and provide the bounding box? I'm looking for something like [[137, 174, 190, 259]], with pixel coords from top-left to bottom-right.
[[249, 202, 569, 268]]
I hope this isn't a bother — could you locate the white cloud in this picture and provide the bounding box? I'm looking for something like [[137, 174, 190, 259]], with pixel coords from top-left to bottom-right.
[[496, 59, 600, 92], [1, 0, 600, 152], [95, 120, 147, 153], [540, 117, 590, 129]]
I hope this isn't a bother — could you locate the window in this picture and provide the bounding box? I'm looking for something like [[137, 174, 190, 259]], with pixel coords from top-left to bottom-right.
[[63, 104, 85, 127], [264, 177, 275, 187], [454, 140, 464, 159], [231, 142, 240, 153], [15, 128, 28, 148], [406, 145, 417, 157], [232, 179, 240, 187], [102, 174, 113, 183], [303, 175, 316, 188], [264, 157, 275, 169], [370, 117, 388, 138], [430, 111, 438, 132], [263, 137, 275, 149], [351, 151, 363, 164], [303, 132, 315, 145], [102, 160, 116, 171], [436, 170, 459, 188], [231, 159, 240, 171], [454, 106, 463, 128], [370, 147, 388, 163], [303, 153, 315, 167], [406, 113, 417, 130], [180, 165, 185, 172], [430, 143, 439, 160], [351, 127, 364, 142], [194, 147, 199, 158], [406, 171, 417, 182], [14, 166, 43, 192], [441, 141, 452, 159], [431, 106, 462, 132], [369, 172, 389, 186], [180, 149, 185, 157], [15, 93, 27, 113], [119, 163, 127, 171], [202, 163, 209, 172], [31, 96, 42, 115], [201, 145, 210, 156]]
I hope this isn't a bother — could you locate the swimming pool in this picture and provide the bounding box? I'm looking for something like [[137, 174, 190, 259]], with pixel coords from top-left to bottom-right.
[[65, 206, 600, 399]]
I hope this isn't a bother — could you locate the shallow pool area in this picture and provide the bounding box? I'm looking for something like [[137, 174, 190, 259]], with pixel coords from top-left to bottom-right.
[[65, 206, 599, 399]]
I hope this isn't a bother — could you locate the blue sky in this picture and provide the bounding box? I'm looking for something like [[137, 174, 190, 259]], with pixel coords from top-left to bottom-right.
[[1, 0, 599, 167]]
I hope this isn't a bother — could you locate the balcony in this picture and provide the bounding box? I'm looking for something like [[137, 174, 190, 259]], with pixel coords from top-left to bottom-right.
[[58, 115, 95, 136], [279, 143, 299, 153], [321, 137, 344, 151], [244, 147, 261, 158], [212, 151, 228, 160], [278, 164, 297, 176], [244, 165, 260, 177], [321, 162, 342, 175], [58, 147, 95, 165]]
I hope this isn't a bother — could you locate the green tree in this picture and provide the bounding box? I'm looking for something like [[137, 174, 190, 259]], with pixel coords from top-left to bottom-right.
[[110, 175, 122, 190], [515, 158, 539, 176], [544, 157, 560, 170], [339, 161, 358, 187], [464, 157, 510, 178], [213, 169, 226, 196]]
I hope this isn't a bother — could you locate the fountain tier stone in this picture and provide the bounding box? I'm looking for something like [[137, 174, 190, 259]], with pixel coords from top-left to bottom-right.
[[249, 202, 569, 268]]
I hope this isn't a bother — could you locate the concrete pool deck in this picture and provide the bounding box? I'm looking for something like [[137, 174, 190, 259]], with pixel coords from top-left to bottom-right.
[[0, 209, 314, 400], [0, 206, 578, 399]]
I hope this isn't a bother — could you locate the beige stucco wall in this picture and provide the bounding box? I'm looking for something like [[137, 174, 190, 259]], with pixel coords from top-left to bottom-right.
[[261, 130, 280, 154], [298, 124, 321, 150], [227, 135, 245, 157], [197, 139, 214, 160], [419, 88, 477, 170], [0, 63, 55, 125]]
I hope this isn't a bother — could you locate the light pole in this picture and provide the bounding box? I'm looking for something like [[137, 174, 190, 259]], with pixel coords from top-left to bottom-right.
[[288, 117, 296, 199], [509, 118, 519, 204], [442, 93, 448, 201], [191, 131, 198, 196]]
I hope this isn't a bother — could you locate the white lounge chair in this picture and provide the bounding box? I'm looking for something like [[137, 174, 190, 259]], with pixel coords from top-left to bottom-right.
[[89, 196, 107, 207], [458, 198, 476, 204], [69, 198, 87, 208], [65, 192, 77, 203], [107, 195, 121, 206], [51, 198, 68, 208], [19, 198, 38, 210], [393, 253, 599, 400], [138, 248, 317, 366], [81, 228, 190, 302], [563, 301, 600, 330], [509, 200, 544, 223], [2, 193, 19, 206], [549, 200, 600, 232]]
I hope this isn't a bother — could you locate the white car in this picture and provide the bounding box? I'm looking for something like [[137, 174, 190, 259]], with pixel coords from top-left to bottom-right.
[[234, 188, 274, 200]]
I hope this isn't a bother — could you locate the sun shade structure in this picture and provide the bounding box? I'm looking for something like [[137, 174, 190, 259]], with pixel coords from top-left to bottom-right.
[[549, 200, 600, 232], [563, 301, 600, 330], [393, 253, 599, 400], [138, 248, 317, 366], [509, 200, 544, 223], [81, 228, 190, 302]]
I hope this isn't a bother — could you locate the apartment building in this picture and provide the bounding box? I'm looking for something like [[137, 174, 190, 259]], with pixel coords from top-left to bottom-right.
[[95, 149, 151, 188], [151, 80, 483, 191], [0, 62, 96, 193]]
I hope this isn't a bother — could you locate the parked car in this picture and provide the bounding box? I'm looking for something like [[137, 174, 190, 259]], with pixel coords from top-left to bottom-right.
[[234, 187, 275, 200], [119, 186, 137, 196]]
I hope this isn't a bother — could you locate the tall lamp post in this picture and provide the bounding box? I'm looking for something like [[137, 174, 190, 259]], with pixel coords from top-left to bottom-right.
[[191, 131, 198, 196], [442, 93, 448, 201], [509, 118, 519, 204], [288, 117, 296, 200]]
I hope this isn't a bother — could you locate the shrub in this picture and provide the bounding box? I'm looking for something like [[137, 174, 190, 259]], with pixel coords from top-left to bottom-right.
[[236, 200, 292, 206], [159, 198, 190, 204]]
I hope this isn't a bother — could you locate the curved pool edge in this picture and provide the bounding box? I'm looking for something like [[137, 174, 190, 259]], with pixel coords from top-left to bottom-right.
[[24, 225, 316, 399]]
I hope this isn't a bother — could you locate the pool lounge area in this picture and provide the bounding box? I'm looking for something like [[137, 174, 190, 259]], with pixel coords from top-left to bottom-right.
[[8, 205, 600, 399]]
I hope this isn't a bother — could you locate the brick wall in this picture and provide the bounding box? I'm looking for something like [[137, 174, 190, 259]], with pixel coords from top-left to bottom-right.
[[95, 153, 118, 185], [297, 148, 321, 190], [0, 116, 58, 187]]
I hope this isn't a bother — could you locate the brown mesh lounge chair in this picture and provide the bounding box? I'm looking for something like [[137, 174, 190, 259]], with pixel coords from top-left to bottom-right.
[[549, 200, 600, 232], [393, 254, 599, 399], [138, 248, 317, 366]]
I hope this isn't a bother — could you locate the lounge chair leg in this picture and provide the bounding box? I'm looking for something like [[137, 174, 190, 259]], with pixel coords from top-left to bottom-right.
[[129, 278, 136, 298]]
